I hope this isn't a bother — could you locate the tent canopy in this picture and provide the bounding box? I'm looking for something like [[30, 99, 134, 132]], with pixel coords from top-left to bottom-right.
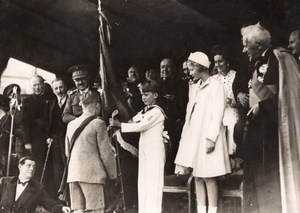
[[0, 0, 299, 79]]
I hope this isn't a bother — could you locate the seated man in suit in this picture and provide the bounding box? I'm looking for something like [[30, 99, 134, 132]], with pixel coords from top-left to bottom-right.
[[0, 156, 71, 213]]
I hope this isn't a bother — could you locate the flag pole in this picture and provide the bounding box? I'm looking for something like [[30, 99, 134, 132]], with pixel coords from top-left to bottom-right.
[[97, 1, 127, 211]]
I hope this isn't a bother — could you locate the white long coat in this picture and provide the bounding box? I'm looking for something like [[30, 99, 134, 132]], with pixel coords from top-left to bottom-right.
[[175, 77, 231, 178], [121, 106, 165, 213]]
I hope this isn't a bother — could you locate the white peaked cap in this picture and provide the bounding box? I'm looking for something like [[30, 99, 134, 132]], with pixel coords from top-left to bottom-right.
[[188, 52, 211, 68]]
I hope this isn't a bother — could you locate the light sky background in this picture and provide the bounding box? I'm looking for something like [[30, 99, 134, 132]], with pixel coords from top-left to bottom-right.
[[0, 58, 56, 94]]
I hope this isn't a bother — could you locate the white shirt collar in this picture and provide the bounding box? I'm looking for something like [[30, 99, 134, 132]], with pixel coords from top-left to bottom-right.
[[57, 95, 67, 104], [261, 48, 269, 57]]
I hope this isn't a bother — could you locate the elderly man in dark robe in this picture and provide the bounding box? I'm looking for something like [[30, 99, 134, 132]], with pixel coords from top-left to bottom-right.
[[238, 23, 300, 213]]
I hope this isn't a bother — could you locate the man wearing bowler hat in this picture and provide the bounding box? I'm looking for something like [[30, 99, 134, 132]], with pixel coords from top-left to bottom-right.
[[62, 65, 101, 124]]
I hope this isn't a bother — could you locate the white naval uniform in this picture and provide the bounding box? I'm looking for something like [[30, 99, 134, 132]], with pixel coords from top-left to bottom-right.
[[121, 105, 165, 213]]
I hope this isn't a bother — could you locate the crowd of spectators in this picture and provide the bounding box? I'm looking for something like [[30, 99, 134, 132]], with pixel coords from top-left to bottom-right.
[[0, 24, 300, 213]]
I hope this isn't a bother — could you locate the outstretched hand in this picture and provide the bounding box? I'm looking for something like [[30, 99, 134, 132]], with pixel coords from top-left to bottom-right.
[[109, 118, 121, 128]]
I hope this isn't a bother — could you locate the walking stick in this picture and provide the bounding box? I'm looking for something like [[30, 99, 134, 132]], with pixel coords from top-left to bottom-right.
[[110, 110, 127, 212], [40, 140, 52, 184]]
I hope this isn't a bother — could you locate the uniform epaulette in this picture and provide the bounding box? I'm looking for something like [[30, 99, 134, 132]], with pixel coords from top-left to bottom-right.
[[67, 88, 78, 96]]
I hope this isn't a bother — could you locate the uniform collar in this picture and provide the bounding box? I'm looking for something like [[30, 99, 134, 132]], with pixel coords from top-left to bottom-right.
[[79, 87, 89, 94]]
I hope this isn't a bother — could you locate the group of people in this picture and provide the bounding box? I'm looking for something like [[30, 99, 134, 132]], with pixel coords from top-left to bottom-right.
[[0, 23, 299, 213], [114, 25, 300, 213], [0, 65, 116, 213]]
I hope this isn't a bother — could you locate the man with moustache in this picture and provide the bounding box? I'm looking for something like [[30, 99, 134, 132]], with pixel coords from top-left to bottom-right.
[[45, 78, 68, 197], [288, 30, 300, 66], [0, 156, 71, 213], [62, 65, 101, 124], [22, 75, 50, 182]]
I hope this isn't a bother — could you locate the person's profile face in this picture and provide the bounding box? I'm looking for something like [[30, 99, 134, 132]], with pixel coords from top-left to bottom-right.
[[19, 160, 36, 179], [52, 80, 67, 98], [288, 32, 300, 55], [187, 62, 201, 80], [242, 39, 262, 60], [73, 77, 89, 91], [160, 59, 173, 79], [31, 77, 45, 95], [141, 91, 157, 106]]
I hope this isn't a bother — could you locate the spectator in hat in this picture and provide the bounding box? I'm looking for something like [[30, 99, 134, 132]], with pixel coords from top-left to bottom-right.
[[62, 65, 101, 124], [0, 83, 26, 176], [174, 52, 230, 213]]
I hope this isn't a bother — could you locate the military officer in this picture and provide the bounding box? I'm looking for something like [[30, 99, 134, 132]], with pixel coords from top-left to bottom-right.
[[62, 65, 101, 124]]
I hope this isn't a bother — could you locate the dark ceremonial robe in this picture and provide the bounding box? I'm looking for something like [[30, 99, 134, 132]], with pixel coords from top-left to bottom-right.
[[22, 94, 49, 181], [0, 177, 64, 213], [243, 47, 281, 213]]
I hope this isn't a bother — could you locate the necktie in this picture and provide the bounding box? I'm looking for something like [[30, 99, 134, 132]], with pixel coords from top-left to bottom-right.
[[59, 98, 63, 107]]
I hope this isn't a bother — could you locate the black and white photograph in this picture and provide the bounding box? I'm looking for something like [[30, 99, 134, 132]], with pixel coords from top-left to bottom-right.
[[0, 0, 300, 212]]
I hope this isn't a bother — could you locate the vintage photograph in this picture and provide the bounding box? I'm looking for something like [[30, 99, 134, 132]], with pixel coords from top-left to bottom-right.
[[0, 0, 300, 212]]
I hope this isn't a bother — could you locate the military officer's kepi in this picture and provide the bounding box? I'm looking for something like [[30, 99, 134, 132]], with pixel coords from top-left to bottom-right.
[[68, 64, 89, 79]]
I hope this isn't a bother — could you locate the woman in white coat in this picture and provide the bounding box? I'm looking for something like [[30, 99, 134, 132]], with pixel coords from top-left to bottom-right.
[[174, 52, 231, 213], [110, 80, 166, 213]]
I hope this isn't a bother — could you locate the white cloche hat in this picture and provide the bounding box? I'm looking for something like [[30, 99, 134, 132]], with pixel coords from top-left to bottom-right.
[[188, 52, 211, 68]]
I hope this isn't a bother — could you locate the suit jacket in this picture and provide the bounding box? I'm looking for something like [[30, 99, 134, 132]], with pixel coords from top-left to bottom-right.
[[0, 177, 63, 213], [65, 112, 117, 184], [46, 97, 68, 196], [48, 97, 67, 138]]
